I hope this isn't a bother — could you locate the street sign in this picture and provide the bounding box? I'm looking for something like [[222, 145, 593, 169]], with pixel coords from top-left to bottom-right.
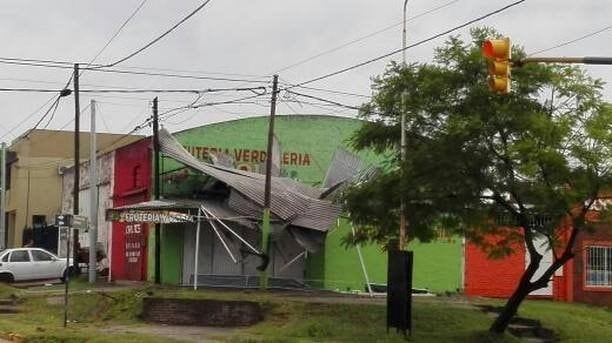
[[72, 215, 88, 231], [55, 214, 73, 227]]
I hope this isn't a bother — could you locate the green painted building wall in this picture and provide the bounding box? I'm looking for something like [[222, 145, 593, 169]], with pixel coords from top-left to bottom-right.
[[157, 115, 461, 292]]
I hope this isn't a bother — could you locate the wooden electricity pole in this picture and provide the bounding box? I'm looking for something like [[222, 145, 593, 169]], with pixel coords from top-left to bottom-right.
[[261, 75, 279, 289], [152, 97, 161, 284], [73, 63, 81, 272]]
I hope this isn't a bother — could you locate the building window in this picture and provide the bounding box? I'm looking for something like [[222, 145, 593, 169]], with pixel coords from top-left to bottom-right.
[[585, 246, 612, 287]]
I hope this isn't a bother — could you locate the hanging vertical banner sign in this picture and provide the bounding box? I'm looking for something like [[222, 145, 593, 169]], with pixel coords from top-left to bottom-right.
[[125, 223, 143, 264]]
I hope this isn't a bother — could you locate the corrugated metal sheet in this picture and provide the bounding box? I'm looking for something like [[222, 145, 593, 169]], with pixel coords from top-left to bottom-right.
[[323, 148, 368, 188], [290, 199, 343, 232], [158, 128, 340, 232]]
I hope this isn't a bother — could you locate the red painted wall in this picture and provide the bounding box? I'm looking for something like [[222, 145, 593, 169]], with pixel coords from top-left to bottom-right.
[[111, 138, 151, 281], [465, 235, 526, 298], [464, 218, 612, 305]]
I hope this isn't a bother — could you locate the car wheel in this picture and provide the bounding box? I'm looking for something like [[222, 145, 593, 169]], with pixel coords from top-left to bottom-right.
[[0, 273, 14, 284], [60, 267, 76, 283]]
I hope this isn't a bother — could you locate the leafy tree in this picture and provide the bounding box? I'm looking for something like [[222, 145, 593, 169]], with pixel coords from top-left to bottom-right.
[[344, 27, 611, 334]]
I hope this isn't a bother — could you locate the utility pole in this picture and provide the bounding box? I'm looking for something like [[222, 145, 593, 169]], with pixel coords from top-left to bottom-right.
[[73, 63, 81, 272], [88, 100, 98, 284], [0, 142, 6, 249], [261, 74, 279, 289], [399, 0, 409, 251], [152, 97, 161, 284], [399, 90, 408, 250]]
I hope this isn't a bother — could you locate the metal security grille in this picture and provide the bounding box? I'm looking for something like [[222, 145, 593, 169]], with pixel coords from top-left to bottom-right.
[[586, 246, 612, 287]]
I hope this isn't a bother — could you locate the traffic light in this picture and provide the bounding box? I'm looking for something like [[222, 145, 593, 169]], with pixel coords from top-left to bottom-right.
[[482, 37, 511, 94]]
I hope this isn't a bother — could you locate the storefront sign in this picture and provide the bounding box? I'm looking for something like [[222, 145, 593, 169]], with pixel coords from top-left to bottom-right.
[[107, 210, 195, 223], [183, 145, 312, 166]]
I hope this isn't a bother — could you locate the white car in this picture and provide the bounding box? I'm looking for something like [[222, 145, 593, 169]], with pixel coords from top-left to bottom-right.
[[0, 248, 73, 283]]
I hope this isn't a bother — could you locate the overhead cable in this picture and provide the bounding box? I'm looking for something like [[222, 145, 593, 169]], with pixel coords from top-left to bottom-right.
[[85, 0, 149, 68], [529, 24, 612, 56], [0, 86, 267, 94], [0, 58, 269, 84], [285, 90, 361, 110], [273, 0, 461, 74], [289, 0, 528, 88], [99, 0, 214, 68]]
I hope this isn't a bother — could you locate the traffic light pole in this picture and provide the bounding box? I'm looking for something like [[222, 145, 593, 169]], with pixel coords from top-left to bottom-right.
[[517, 56, 612, 66]]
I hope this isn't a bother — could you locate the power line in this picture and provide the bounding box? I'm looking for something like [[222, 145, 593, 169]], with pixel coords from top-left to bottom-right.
[[3, 67, 72, 143], [285, 90, 361, 110], [86, 0, 149, 68], [285, 84, 371, 99], [20, 96, 62, 139], [0, 88, 63, 93], [0, 95, 57, 141], [273, 0, 461, 74], [0, 58, 270, 84], [289, 0, 528, 88], [0, 57, 270, 80], [114, 65, 268, 78], [160, 91, 270, 122], [0, 57, 73, 67], [79, 86, 267, 94], [0, 86, 267, 94], [529, 24, 612, 56], [100, 0, 214, 68], [0, 59, 73, 71], [42, 97, 63, 129], [82, 67, 270, 83], [0, 76, 158, 91]]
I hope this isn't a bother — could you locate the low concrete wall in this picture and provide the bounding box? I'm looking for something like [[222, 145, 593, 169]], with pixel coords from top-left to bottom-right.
[[141, 297, 263, 327]]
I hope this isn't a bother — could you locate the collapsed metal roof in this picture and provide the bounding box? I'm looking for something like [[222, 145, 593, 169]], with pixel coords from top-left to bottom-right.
[[158, 128, 341, 232]]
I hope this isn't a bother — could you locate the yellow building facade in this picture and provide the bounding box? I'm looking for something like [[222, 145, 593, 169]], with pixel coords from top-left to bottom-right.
[[5, 129, 141, 248]]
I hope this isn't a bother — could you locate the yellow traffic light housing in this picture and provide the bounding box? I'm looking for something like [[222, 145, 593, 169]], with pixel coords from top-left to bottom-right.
[[482, 37, 511, 94]]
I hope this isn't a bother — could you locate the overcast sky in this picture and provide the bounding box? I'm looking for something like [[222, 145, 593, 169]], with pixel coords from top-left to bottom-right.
[[0, 0, 610, 142]]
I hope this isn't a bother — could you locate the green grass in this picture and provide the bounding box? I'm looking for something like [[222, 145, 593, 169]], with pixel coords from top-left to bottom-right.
[[519, 300, 612, 343], [0, 284, 170, 343], [0, 283, 22, 298], [0, 282, 610, 342], [230, 299, 518, 343]]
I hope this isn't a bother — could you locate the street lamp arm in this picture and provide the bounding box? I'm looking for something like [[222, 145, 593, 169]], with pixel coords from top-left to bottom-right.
[[402, 0, 410, 65]]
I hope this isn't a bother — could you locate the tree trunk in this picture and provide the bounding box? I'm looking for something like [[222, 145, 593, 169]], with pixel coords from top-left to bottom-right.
[[489, 278, 532, 334]]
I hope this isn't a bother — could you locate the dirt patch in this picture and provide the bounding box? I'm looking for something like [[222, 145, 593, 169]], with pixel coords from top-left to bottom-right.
[[142, 298, 263, 327], [103, 324, 235, 343]]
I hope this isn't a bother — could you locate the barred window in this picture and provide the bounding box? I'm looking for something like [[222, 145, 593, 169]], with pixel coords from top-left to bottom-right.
[[585, 246, 612, 287]]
